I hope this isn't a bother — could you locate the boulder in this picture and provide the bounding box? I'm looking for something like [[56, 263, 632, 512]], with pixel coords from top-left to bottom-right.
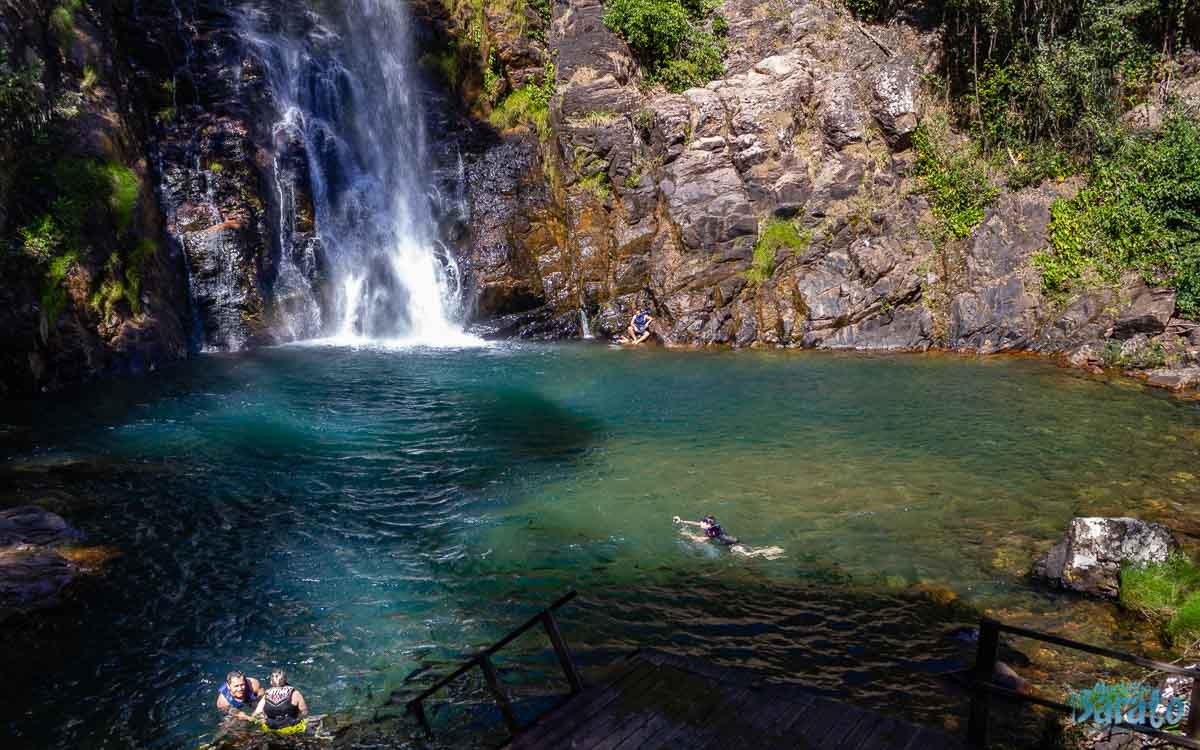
[[0, 547, 76, 611], [0, 506, 81, 547], [1144, 366, 1200, 391], [870, 62, 919, 149], [1111, 284, 1176, 339], [0, 506, 83, 614], [1033, 518, 1179, 598]]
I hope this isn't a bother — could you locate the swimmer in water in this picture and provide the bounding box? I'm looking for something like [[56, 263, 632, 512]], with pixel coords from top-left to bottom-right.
[[673, 515, 785, 559], [216, 671, 263, 723], [252, 669, 309, 734]]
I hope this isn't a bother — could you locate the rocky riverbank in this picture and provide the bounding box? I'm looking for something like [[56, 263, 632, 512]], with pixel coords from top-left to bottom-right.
[[1, 0, 1198, 395], [442, 0, 1200, 389]]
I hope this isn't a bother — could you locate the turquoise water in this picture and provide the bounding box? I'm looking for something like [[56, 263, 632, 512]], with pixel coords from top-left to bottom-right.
[[2, 343, 1199, 748]]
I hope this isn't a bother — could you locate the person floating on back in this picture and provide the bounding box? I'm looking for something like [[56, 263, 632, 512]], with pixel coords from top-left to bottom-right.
[[617, 309, 654, 344], [673, 514, 785, 559], [253, 668, 309, 734], [216, 670, 263, 723]]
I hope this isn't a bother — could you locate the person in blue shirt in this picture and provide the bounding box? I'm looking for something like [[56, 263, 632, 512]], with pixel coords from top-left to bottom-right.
[[216, 671, 263, 722], [620, 309, 654, 344]]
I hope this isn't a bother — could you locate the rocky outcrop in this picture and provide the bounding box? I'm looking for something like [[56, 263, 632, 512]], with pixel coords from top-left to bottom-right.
[[0, 506, 83, 616], [445, 0, 1200, 388], [0, 0, 192, 395], [1033, 517, 1180, 598]]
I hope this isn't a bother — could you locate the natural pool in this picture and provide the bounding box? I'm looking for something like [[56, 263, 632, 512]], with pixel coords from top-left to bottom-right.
[[2, 342, 1199, 748]]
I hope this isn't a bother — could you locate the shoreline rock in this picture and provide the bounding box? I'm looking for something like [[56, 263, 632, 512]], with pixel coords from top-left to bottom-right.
[[0, 505, 86, 618], [1033, 517, 1179, 598]]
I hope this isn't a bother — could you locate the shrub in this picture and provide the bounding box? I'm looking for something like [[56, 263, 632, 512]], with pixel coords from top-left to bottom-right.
[[104, 163, 140, 234], [1120, 554, 1200, 647], [41, 251, 78, 324], [489, 62, 555, 137], [913, 119, 999, 245], [745, 219, 810, 283], [602, 0, 726, 92], [1036, 112, 1200, 317], [0, 51, 44, 142]]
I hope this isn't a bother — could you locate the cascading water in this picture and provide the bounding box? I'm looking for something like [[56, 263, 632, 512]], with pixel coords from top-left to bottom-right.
[[240, 0, 469, 345]]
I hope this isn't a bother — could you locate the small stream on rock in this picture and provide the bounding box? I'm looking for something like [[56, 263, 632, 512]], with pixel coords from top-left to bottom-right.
[[2, 344, 1200, 748]]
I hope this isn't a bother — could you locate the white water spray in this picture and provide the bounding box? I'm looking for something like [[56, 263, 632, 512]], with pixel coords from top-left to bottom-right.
[[240, 1, 474, 346]]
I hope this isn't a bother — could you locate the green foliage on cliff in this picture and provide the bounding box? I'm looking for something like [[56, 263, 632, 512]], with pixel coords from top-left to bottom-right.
[[490, 62, 555, 136], [0, 50, 44, 142], [41, 250, 78, 324], [1036, 113, 1200, 317], [602, 0, 726, 92], [50, 0, 84, 47], [13, 158, 143, 323], [104, 164, 140, 234], [1120, 554, 1200, 647], [745, 219, 810, 283], [912, 119, 998, 245]]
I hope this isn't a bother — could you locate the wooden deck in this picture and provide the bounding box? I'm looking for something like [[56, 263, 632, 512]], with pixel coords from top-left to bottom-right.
[[508, 650, 964, 750]]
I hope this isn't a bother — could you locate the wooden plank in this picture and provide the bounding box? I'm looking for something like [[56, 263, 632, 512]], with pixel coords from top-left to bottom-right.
[[510, 661, 658, 749], [619, 673, 749, 750], [555, 667, 689, 750], [670, 686, 763, 750], [792, 698, 850, 747]]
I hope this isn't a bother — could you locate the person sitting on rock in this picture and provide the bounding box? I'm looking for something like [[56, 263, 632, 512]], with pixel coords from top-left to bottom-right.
[[673, 515, 785, 559], [252, 668, 309, 734], [619, 309, 654, 344], [216, 670, 263, 722]]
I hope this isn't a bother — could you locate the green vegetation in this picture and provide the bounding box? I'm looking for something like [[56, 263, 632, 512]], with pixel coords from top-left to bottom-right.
[[576, 170, 611, 199], [1120, 554, 1200, 647], [1101, 339, 1170, 370], [104, 163, 140, 234], [0, 51, 44, 142], [1036, 113, 1200, 316], [489, 62, 555, 136], [912, 119, 998, 245], [41, 251, 78, 324], [49, 0, 84, 47], [838, 2, 1200, 315], [80, 65, 98, 94], [602, 0, 726, 92], [13, 158, 144, 324], [745, 218, 811, 283]]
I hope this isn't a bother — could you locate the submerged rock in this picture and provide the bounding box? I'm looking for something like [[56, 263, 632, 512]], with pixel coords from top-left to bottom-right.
[[1033, 517, 1179, 598], [0, 505, 82, 547], [0, 506, 84, 615]]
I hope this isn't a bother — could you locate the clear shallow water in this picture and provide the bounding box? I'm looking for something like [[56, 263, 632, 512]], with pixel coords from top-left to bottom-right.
[[2, 344, 1199, 748]]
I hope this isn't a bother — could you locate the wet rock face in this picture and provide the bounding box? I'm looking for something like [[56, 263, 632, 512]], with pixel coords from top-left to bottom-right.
[[0, 0, 192, 395], [1033, 517, 1180, 598]]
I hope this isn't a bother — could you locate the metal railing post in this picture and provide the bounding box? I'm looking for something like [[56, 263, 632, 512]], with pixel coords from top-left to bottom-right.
[[1187, 666, 1200, 739], [542, 610, 585, 693], [967, 619, 1000, 749], [411, 699, 432, 738], [478, 654, 522, 738]]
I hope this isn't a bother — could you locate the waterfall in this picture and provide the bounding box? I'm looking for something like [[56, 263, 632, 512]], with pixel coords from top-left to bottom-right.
[[580, 309, 594, 339], [240, 0, 470, 345]]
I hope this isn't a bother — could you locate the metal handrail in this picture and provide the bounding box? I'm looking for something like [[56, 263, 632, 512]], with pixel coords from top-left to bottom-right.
[[405, 590, 584, 739], [968, 617, 1200, 748]]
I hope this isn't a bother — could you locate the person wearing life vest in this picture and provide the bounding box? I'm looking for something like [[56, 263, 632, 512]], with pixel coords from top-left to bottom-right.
[[216, 671, 263, 722], [252, 668, 309, 734]]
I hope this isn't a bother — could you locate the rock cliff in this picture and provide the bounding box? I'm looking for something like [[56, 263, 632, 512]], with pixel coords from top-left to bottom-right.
[[1, 0, 1198, 394], [447, 0, 1200, 384]]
